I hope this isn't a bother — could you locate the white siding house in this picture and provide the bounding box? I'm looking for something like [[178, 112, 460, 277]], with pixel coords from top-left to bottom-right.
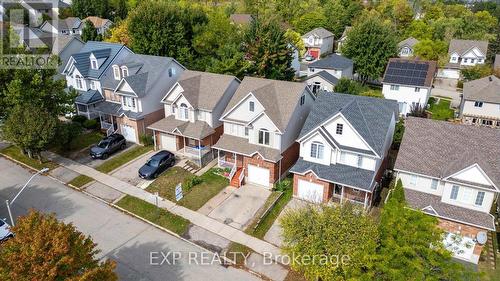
[[460, 75, 500, 127], [439, 39, 488, 79]]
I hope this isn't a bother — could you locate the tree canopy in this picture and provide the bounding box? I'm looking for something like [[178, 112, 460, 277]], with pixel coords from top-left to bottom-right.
[[81, 20, 100, 42]]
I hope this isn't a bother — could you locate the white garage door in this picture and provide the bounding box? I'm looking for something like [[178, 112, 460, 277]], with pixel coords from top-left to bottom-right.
[[297, 179, 324, 203], [160, 133, 177, 152], [121, 124, 137, 143], [247, 164, 270, 187]]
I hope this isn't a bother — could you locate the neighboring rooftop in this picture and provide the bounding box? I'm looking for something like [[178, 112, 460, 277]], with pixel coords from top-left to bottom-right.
[[382, 58, 437, 87], [148, 116, 215, 140], [308, 54, 353, 70], [229, 14, 254, 25], [84, 16, 112, 28], [307, 70, 339, 85], [302, 27, 334, 39], [448, 39, 488, 57], [222, 77, 310, 132], [394, 117, 500, 188], [463, 75, 500, 104], [398, 37, 419, 48], [339, 26, 351, 40]]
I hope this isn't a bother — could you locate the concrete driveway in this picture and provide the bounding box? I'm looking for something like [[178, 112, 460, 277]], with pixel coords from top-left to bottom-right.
[[432, 78, 461, 108], [110, 150, 157, 189], [74, 142, 136, 168], [207, 184, 271, 230], [264, 198, 309, 247]]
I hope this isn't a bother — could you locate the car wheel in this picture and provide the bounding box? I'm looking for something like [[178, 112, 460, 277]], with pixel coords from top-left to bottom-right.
[[102, 153, 108, 160], [120, 143, 126, 150]]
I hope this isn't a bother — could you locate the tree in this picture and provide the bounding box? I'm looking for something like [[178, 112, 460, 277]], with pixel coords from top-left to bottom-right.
[[461, 65, 493, 82], [72, 0, 111, 19], [392, 118, 405, 149], [292, 10, 327, 35], [334, 78, 367, 95], [375, 180, 477, 280], [405, 20, 433, 40], [206, 44, 250, 80], [487, 24, 500, 63], [323, 0, 363, 37], [413, 39, 448, 61], [81, 20, 98, 42], [55, 121, 84, 151], [243, 18, 295, 80], [377, 0, 415, 33], [105, 18, 130, 45], [280, 203, 378, 280], [342, 10, 398, 83], [3, 105, 57, 160], [0, 210, 117, 281], [113, 0, 128, 20]]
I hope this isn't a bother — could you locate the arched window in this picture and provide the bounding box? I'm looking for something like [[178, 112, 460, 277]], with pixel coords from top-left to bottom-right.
[[113, 65, 120, 80], [258, 129, 270, 145], [121, 66, 128, 77], [180, 103, 189, 119], [310, 141, 324, 159]]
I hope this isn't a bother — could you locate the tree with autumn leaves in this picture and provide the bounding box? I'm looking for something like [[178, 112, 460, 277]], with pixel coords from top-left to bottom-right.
[[0, 211, 117, 281]]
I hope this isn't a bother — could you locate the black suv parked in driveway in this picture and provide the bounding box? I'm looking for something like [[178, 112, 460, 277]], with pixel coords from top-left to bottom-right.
[[138, 150, 175, 179], [90, 134, 126, 159]]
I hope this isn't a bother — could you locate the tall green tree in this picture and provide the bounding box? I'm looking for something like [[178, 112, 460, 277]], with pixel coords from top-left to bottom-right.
[[81, 20, 99, 42], [280, 203, 378, 280], [0, 210, 117, 281], [243, 18, 295, 80], [292, 10, 327, 35], [113, 0, 128, 20], [71, 0, 111, 19], [413, 39, 448, 61], [342, 10, 398, 83], [488, 24, 500, 63], [323, 0, 363, 37]]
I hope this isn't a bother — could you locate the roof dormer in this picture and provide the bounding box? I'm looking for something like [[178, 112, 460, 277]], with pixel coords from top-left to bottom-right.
[[89, 53, 98, 70], [121, 66, 128, 77], [112, 65, 120, 80]]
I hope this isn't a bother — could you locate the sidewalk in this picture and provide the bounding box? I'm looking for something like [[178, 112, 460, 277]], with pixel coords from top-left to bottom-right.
[[42, 151, 282, 261]]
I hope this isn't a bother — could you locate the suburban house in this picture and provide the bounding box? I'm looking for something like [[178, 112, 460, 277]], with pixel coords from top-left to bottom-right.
[[460, 75, 500, 128], [213, 77, 316, 188], [147, 71, 240, 167], [301, 27, 334, 60], [40, 17, 83, 35], [290, 92, 398, 208], [305, 54, 353, 93], [63, 41, 185, 143], [335, 26, 351, 54], [1, 0, 68, 27], [439, 39, 488, 79], [398, 37, 419, 57], [84, 16, 113, 35], [382, 58, 437, 116], [394, 117, 499, 264], [229, 14, 255, 25]]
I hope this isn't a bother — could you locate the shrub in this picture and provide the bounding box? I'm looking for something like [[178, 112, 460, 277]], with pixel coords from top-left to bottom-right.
[[184, 176, 203, 190], [55, 121, 83, 149], [82, 119, 98, 130], [457, 80, 464, 89], [274, 178, 292, 192], [71, 115, 87, 124], [139, 134, 154, 146]]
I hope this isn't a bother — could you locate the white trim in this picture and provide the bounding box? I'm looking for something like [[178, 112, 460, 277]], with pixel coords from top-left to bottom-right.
[[406, 206, 495, 231], [291, 169, 375, 193], [161, 82, 182, 103], [443, 163, 498, 191], [114, 78, 138, 97], [301, 130, 338, 151], [212, 146, 281, 163]]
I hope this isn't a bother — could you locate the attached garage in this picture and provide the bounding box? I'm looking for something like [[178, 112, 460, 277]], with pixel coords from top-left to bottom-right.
[[120, 124, 137, 143], [297, 179, 324, 203], [160, 133, 177, 152], [247, 164, 270, 187]]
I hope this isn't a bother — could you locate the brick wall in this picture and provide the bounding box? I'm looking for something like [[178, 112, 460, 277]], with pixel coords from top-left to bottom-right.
[[243, 154, 279, 184], [116, 116, 140, 143], [438, 218, 486, 256], [293, 172, 333, 202], [280, 142, 300, 176], [142, 109, 165, 135]]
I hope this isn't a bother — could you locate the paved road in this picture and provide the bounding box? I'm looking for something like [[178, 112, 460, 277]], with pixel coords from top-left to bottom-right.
[[0, 157, 260, 281]]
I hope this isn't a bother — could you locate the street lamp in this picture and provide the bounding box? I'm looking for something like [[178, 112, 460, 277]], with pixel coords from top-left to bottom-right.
[[5, 167, 49, 226]]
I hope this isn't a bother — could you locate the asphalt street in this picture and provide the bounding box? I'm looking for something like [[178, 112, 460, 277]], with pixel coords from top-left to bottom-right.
[[0, 157, 261, 281]]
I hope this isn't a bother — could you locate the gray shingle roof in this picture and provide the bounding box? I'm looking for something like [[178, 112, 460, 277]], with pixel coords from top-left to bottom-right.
[[290, 158, 376, 192], [463, 75, 500, 104], [308, 54, 353, 70], [382, 58, 437, 87], [398, 37, 419, 48], [213, 134, 282, 162], [298, 92, 398, 156], [302, 27, 334, 39], [122, 72, 149, 97], [405, 188, 495, 230], [148, 116, 215, 140], [395, 117, 500, 188], [448, 39, 488, 57], [71, 41, 124, 79], [74, 89, 103, 105], [90, 101, 145, 120], [307, 70, 339, 85], [170, 70, 238, 111], [222, 77, 310, 132]]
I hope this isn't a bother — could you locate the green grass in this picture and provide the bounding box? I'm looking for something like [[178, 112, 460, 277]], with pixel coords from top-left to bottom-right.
[[115, 195, 190, 235], [226, 242, 253, 266], [68, 175, 94, 188], [0, 146, 58, 171], [428, 98, 455, 121], [146, 167, 229, 211], [96, 145, 152, 174], [51, 131, 104, 156]]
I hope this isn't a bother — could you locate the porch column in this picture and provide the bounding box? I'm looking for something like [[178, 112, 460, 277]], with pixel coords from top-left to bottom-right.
[[363, 191, 368, 209], [217, 149, 220, 167], [340, 185, 344, 205], [234, 152, 236, 167], [198, 139, 201, 166], [153, 130, 157, 150], [86, 105, 90, 119], [183, 136, 186, 154]]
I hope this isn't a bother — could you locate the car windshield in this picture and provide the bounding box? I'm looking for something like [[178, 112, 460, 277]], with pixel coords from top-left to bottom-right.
[[146, 158, 160, 167], [97, 140, 110, 148]]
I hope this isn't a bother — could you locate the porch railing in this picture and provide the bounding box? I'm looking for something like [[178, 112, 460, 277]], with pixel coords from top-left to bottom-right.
[[238, 168, 245, 186], [184, 146, 211, 158], [228, 164, 237, 181], [218, 156, 235, 169]]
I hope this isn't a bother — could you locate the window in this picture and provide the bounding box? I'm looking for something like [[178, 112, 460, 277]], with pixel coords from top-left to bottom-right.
[[474, 101, 483, 107], [450, 185, 459, 200], [431, 179, 438, 190], [310, 141, 324, 159], [244, 127, 249, 136], [463, 58, 468, 63], [357, 155, 363, 167], [410, 175, 417, 185], [300, 95, 305, 106], [180, 103, 189, 119], [168, 68, 175, 77], [131, 98, 136, 108], [258, 129, 270, 145], [415, 87, 420, 92], [75, 75, 83, 89], [339, 151, 346, 162], [90, 80, 96, 90], [475, 191, 485, 206], [123, 97, 136, 109], [470, 59, 475, 64], [121, 66, 128, 77], [478, 59, 483, 63], [451, 56, 457, 62], [90, 59, 98, 70], [113, 65, 120, 80], [482, 120, 493, 126], [171, 105, 176, 114], [390, 85, 399, 91], [336, 124, 343, 135], [334, 185, 342, 195], [249, 101, 255, 112]]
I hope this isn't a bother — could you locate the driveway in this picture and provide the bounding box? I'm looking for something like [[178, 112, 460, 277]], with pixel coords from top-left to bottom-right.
[[207, 184, 271, 230], [264, 198, 309, 247], [432, 78, 461, 108], [111, 150, 157, 189], [74, 142, 137, 168], [0, 157, 261, 281]]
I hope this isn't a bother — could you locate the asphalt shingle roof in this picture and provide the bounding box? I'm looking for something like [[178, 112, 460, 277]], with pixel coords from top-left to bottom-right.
[[74, 90, 103, 105], [394, 117, 500, 188], [463, 75, 500, 104], [213, 134, 282, 162], [298, 92, 398, 157], [148, 116, 215, 140], [307, 70, 339, 85], [398, 37, 419, 48], [448, 39, 488, 57], [382, 58, 437, 87], [308, 54, 353, 70], [71, 41, 124, 79], [302, 27, 334, 39]]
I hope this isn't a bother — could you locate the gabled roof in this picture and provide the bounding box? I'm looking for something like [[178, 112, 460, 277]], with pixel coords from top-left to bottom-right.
[[84, 16, 112, 28], [298, 92, 398, 156], [394, 117, 500, 189], [122, 72, 149, 97], [222, 77, 311, 132], [302, 27, 334, 39], [213, 134, 282, 162], [398, 37, 419, 48], [307, 70, 338, 85], [69, 41, 124, 79], [148, 116, 215, 140], [168, 70, 238, 111], [75, 89, 103, 105], [308, 54, 353, 70], [463, 75, 500, 104], [382, 58, 437, 87], [448, 39, 488, 57]]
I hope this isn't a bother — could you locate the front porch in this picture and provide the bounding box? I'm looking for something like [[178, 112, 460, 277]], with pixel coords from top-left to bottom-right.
[[217, 151, 245, 187], [329, 184, 373, 209], [76, 103, 100, 120], [154, 131, 214, 167]]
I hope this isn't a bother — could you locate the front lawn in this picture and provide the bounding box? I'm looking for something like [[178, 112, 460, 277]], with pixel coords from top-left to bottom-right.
[[96, 145, 152, 174], [68, 175, 94, 188], [0, 146, 58, 171], [115, 195, 190, 235], [428, 97, 455, 121], [146, 167, 228, 211]]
